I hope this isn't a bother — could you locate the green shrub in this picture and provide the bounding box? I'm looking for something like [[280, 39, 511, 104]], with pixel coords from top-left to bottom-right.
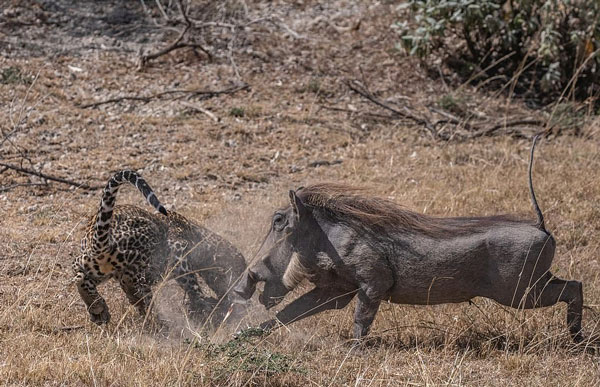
[[394, 0, 600, 103], [229, 107, 245, 117], [189, 328, 305, 377], [1, 66, 32, 85]]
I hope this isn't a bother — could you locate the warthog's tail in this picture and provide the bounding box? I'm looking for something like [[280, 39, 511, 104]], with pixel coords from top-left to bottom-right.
[[528, 134, 547, 233], [92, 170, 167, 253]]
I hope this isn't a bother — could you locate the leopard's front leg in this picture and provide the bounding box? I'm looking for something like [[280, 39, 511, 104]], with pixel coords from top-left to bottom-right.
[[117, 266, 153, 317]]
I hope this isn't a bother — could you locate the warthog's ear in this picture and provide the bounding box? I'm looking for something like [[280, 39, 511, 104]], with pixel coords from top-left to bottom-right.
[[289, 190, 309, 220]]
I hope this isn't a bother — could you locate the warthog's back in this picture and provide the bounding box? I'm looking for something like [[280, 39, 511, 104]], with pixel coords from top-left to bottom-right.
[[386, 220, 555, 305]]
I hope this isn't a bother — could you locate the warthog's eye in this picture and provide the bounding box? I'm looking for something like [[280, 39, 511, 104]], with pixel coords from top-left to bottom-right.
[[273, 213, 286, 231]]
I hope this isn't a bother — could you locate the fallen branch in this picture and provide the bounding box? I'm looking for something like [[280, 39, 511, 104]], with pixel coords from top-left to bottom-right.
[[318, 104, 396, 120], [467, 119, 546, 139], [0, 182, 47, 193], [180, 101, 219, 122], [347, 79, 547, 141], [428, 106, 467, 128], [0, 162, 101, 190], [346, 80, 446, 140], [271, 17, 305, 40], [138, 25, 212, 69], [308, 160, 343, 168], [79, 83, 250, 109]]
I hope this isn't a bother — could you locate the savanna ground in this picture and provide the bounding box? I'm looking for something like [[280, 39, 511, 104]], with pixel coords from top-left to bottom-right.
[[1, 1, 600, 385]]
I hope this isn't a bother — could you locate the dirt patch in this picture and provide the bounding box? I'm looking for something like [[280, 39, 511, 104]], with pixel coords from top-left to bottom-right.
[[1, 0, 163, 57]]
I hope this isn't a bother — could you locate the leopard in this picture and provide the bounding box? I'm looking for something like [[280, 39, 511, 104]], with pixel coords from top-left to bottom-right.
[[72, 170, 247, 326]]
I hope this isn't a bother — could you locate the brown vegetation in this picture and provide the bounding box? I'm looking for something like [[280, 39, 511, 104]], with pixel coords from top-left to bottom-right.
[[1, 1, 599, 385]]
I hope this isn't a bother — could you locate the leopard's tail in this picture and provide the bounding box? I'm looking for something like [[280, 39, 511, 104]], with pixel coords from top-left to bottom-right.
[[92, 170, 167, 253]]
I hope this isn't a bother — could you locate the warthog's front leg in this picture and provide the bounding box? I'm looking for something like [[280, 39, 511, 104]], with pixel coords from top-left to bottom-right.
[[353, 290, 382, 339], [260, 287, 357, 330]]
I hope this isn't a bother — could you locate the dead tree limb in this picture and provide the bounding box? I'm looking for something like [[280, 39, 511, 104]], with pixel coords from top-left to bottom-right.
[[138, 0, 212, 70], [0, 162, 101, 190], [54, 325, 84, 333], [79, 83, 250, 109], [180, 101, 219, 122], [176, 0, 191, 26], [318, 104, 396, 120], [138, 23, 189, 69], [347, 79, 546, 141], [347, 80, 447, 140], [0, 183, 47, 193], [467, 119, 546, 139], [139, 27, 213, 68]]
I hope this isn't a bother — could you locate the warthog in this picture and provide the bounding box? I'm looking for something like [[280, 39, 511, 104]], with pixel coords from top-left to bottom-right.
[[234, 136, 584, 342]]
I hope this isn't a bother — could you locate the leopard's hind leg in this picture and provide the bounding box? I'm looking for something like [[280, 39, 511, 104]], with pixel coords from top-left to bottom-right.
[[73, 258, 111, 324], [169, 240, 216, 318]]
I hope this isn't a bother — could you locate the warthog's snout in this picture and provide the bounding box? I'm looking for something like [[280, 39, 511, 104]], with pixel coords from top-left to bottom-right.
[[233, 270, 258, 300]]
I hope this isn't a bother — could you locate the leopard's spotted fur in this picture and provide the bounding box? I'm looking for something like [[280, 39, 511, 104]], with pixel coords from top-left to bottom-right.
[[73, 170, 247, 325]]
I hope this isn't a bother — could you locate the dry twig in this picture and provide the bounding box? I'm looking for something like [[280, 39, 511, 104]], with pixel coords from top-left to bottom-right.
[[347, 79, 546, 141], [347, 80, 444, 139], [79, 83, 250, 109], [0, 162, 101, 190], [467, 119, 546, 139], [54, 325, 85, 332], [180, 101, 219, 122], [318, 104, 396, 120], [0, 182, 47, 193]]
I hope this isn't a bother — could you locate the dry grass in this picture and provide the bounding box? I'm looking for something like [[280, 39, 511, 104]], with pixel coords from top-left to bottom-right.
[[1, 1, 600, 385]]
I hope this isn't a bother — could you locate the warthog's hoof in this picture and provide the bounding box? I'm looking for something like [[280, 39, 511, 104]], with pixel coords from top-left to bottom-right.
[[572, 332, 585, 344]]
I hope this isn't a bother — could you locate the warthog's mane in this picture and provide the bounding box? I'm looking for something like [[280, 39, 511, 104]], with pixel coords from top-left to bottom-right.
[[296, 183, 532, 237]]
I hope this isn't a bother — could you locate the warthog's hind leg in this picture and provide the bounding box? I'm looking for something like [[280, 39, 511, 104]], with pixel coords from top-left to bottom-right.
[[497, 274, 583, 342], [545, 277, 583, 342]]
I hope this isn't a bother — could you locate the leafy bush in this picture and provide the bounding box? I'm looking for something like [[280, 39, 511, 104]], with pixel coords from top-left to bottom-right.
[[394, 0, 600, 104]]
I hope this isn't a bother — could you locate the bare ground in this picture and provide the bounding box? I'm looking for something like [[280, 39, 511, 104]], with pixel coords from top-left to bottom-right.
[[1, 1, 600, 385]]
